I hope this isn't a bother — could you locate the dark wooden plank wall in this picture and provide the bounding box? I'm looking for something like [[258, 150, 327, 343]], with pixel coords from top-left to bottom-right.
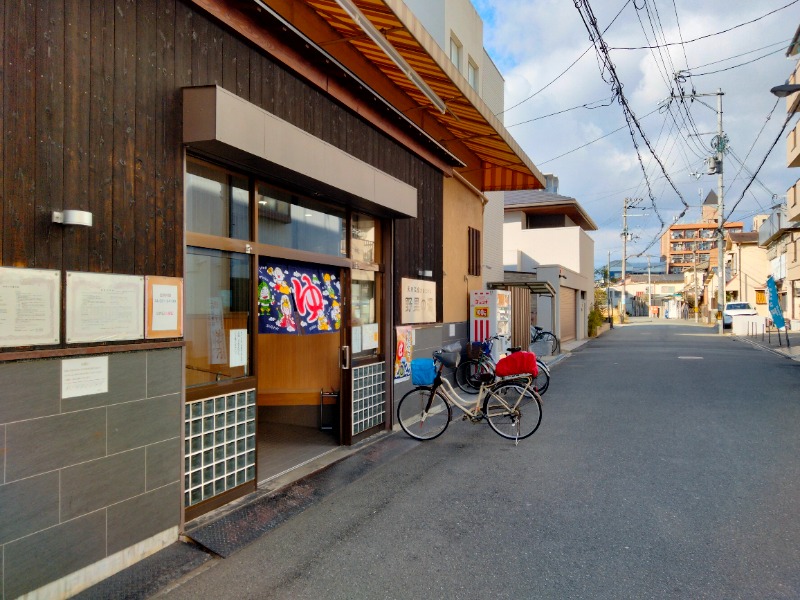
[[2, 0, 443, 319]]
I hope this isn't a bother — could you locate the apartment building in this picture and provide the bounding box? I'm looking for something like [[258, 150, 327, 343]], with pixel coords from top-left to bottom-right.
[[660, 192, 743, 274]]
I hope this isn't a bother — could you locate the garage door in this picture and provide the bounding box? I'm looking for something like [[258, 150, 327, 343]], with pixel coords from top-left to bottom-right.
[[559, 287, 576, 342]]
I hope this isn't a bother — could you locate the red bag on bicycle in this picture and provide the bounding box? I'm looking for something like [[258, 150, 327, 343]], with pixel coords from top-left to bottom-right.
[[494, 351, 538, 377]]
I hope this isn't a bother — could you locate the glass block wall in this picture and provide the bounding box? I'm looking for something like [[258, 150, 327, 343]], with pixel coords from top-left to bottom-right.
[[184, 389, 256, 507], [352, 362, 386, 435]]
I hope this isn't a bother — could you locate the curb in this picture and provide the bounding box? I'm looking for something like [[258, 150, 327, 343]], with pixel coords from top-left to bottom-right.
[[732, 335, 800, 361]]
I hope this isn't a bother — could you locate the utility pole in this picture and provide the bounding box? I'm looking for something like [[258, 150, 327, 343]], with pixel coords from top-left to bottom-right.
[[715, 89, 726, 335], [647, 255, 652, 317], [693, 251, 699, 323], [607, 250, 612, 327], [679, 83, 726, 332], [621, 199, 628, 324], [620, 198, 644, 324]]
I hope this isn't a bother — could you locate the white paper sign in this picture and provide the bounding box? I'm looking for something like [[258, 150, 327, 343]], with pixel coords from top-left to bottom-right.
[[229, 329, 247, 368], [208, 297, 227, 365], [0, 267, 61, 347], [151, 284, 179, 331], [62, 356, 109, 399], [351, 326, 363, 354], [362, 322, 379, 350], [66, 272, 144, 343], [400, 278, 436, 324]]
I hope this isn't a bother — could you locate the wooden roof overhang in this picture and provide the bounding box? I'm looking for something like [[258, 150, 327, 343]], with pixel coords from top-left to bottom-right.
[[248, 0, 545, 192]]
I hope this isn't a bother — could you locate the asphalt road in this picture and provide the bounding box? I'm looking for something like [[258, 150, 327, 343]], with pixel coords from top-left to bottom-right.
[[159, 324, 800, 600]]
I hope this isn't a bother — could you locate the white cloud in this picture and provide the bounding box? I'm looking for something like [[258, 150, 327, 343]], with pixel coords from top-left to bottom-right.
[[475, 0, 797, 262]]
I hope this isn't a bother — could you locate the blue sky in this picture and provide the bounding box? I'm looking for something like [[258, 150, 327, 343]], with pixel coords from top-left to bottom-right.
[[470, 0, 798, 265]]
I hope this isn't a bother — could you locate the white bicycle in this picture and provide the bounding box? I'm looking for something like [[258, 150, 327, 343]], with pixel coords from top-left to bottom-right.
[[397, 348, 542, 443]]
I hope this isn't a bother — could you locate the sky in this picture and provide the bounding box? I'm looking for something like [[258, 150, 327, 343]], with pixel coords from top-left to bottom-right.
[[471, 0, 799, 266]]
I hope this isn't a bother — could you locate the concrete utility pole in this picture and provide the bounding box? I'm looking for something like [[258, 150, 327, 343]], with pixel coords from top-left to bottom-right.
[[693, 252, 699, 323], [647, 255, 652, 316], [607, 250, 612, 326], [715, 89, 726, 335], [682, 85, 726, 332], [621, 200, 628, 323], [620, 198, 644, 323]]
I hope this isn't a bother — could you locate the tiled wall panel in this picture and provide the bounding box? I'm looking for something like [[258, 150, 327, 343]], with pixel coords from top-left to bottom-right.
[[0, 348, 183, 597], [0, 360, 61, 423], [107, 482, 180, 556], [61, 449, 147, 521], [4, 511, 107, 599], [0, 472, 59, 545], [6, 409, 107, 481], [107, 393, 182, 454]]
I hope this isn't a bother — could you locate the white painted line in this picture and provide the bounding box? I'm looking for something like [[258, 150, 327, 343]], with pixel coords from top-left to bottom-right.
[[678, 356, 704, 360]]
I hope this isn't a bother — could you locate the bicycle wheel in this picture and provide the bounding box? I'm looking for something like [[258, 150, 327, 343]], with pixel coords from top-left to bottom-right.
[[483, 381, 542, 440], [397, 386, 451, 440], [455, 359, 493, 394], [533, 360, 550, 395]]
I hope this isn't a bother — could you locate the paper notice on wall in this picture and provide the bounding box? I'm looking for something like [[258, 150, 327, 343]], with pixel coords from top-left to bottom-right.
[[151, 284, 179, 331], [0, 267, 61, 347], [208, 297, 228, 365], [229, 329, 247, 368], [362, 323, 379, 350], [352, 326, 363, 354], [62, 356, 109, 399], [66, 272, 144, 343]]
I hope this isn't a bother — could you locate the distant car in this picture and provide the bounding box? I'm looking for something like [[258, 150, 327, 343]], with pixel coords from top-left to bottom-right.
[[722, 302, 757, 328]]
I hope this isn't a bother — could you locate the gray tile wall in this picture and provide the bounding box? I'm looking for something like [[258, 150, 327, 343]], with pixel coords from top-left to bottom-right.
[[0, 347, 183, 598]]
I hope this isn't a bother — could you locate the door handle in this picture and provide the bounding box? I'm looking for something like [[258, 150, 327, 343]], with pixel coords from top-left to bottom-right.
[[341, 345, 351, 370]]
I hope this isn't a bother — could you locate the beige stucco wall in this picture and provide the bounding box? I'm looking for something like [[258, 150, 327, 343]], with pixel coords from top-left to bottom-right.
[[503, 214, 584, 273], [443, 177, 484, 323], [729, 244, 771, 319]]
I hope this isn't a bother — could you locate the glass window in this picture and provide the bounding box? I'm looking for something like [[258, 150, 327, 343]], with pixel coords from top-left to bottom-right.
[[450, 37, 461, 71], [351, 269, 381, 358], [186, 160, 250, 239], [468, 60, 478, 90], [351, 214, 381, 264], [257, 183, 346, 257], [185, 247, 251, 387]]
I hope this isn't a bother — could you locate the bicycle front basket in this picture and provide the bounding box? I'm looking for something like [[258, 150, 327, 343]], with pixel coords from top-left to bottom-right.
[[495, 351, 538, 377], [411, 358, 436, 385]]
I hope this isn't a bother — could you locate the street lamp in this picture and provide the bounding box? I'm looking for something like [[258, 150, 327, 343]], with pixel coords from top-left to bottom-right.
[[770, 84, 800, 97]]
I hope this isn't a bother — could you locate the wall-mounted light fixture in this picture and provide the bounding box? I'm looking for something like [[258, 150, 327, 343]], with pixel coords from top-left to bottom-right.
[[332, 0, 447, 114], [52, 210, 93, 227]]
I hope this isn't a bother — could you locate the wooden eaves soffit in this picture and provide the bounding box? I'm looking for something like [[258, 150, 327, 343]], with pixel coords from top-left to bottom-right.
[[191, 0, 545, 192]]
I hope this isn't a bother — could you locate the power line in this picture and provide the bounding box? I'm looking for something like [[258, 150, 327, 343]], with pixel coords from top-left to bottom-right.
[[499, 0, 631, 117], [610, 0, 799, 50], [506, 96, 614, 128], [723, 109, 795, 224], [537, 105, 661, 165], [686, 38, 789, 71], [574, 0, 691, 257], [690, 48, 786, 77]]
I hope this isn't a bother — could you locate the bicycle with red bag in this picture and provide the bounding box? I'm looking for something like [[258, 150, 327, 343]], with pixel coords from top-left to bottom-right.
[[397, 347, 542, 443]]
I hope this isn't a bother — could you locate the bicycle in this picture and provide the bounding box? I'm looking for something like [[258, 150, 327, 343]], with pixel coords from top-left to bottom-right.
[[530, 325, 560, 356], [455, 335, 550, 395], [397, 348, 542, 443]]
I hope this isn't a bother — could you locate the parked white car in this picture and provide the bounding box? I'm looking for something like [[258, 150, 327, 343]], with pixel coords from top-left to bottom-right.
[[722, 302, 756, 328]]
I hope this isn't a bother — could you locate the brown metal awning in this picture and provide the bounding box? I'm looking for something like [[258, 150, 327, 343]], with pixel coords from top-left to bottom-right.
[[293, 0, 546, 192]]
